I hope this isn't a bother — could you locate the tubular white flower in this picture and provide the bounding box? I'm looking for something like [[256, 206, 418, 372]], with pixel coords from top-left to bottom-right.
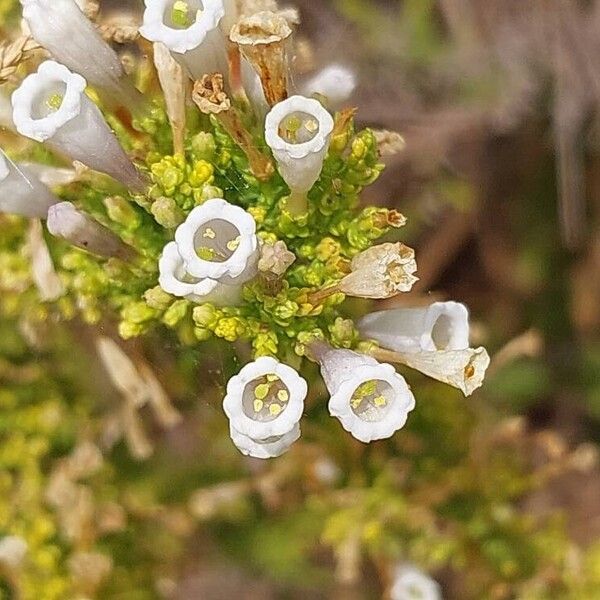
[[12, 61, 146, 191], [358, 302, 470, 354], [301, 64, 357, 107], [158, 241, 242, 306], [265, 95, 334, 196], [140, 0, 227, 80], [317, 347, 415, 443], [390, 564, 442, 600], [174, 198, 259, 283], [229, 422, 300, 459], [223, 356, 307, 440], [20, 0, 142, 108], [0, 149, 59, 217], [47, 201, 134, 260]]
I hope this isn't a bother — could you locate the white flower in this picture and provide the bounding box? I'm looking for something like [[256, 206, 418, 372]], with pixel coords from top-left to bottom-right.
[[390, 564, 442, 600], [229, 422, 300, 459], [358, 302, 470, 354], [265, 95, 334, 198], [12, 61, 146, 191], [140, 0, 227, 80], [20, 0, 142, 108], [47, 201, 134, 260], [0, 149, 58, 217], [223, 356, 307, 441], [0, 536, 27, 569], [174, 198, 259, 283], [158, 241, 242, 306], [317, 347, 415, 443], [339, 242, 418, 299], [301, 64, 357, 107]]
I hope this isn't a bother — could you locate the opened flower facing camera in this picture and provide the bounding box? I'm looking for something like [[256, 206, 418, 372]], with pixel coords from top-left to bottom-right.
[[4, 0, 490, 460], [309, 343, 416, 443], [223, 357, 307, 458], [390, 563, 442, 600], [11, 61, 145, 191], [265, 95, 334, 215], [140, 0, 227, 80]]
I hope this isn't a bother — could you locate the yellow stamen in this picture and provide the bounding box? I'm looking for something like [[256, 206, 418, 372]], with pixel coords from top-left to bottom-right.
[[253, 399, 264, 412], [277, 389, 289, 403], [266, 374, 279, 383], [46, 93, 63, 112], [227, 236, 241, 252], [254, 383, 270, 400], [374, 395, 387, 407], [269, 403, 282, 416], [203, 227, 216, 239]]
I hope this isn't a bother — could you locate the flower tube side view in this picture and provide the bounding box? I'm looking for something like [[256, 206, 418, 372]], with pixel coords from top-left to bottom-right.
[[11, 61, 146, 191], [358, 301, 470, 354], [20, 0, 143, 109], [0, 149, 59, 217], [140, 0, 227, 80]]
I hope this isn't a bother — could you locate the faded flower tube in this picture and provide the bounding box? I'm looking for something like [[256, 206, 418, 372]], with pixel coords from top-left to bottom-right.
[[230, 10, 292, 106], [0, 149, 59, 217], [358, 301, 470, 353], [47, 201, 135, 261], [311, 344, 415, 443], [158, 241, 242, 306], [140, 0, 227, 80], [223, 357, 307, 458], [11, 61, 146, 191], [174, 198, 259, 283], [20, 0, 142, 109], [265, 95, 334, 215]]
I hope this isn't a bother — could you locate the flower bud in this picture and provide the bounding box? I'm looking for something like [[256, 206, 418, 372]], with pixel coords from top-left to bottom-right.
[[47, 201, 135, 260], [301, 64, 357, 108], [0, 149, 59, 217], [20, 0, 142, 108]]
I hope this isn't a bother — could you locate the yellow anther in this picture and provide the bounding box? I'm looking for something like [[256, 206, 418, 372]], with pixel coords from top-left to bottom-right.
[[277, 389, 289, 403], [253, 399, 264, 413], [196, 246, 215, 260], [227, 236, 241, 252], [304, 118, 319, 133], [269, 403, 282, 416], [374, 395, 387, 407], [171, 1, 191, 27], [254, 383, 270, 400], [266, 374, 279, 383], [203, 227, 216, 239], [46, 93, 63, 112]]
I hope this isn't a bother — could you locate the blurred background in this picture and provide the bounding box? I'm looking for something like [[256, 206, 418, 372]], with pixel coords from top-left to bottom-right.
[[1, 0, 600, 598]]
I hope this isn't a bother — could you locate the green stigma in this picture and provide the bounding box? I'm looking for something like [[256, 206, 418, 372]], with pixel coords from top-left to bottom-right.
[[171, 1, 191, 27], [46, 93, 63, 112]]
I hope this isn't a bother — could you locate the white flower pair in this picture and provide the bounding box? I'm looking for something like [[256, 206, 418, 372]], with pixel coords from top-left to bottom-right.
[[224, 349, 416, 458], [158, 198, 259, 305]]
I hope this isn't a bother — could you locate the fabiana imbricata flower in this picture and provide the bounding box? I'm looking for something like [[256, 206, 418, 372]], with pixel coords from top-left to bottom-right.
[[12, 61, 146, 191], [265, 95, 334, 213], [358, 301, 470, 353], [158, 241, 242, 306], [301, 64, 357, 107], [140, 0, 227, 80], [0, 149, 58, 217], [174, 198, 259, 283], [20, 0, 142, 108], [314, 345, 415, 443], [339, 242, 418, 299], [390, 563, 442, 600], [47, 201, 135, 261], [223, 356, 307, 458]]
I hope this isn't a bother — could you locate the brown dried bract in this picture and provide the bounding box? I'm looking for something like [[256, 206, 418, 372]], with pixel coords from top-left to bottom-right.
[[0, 36, 41, 85]]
